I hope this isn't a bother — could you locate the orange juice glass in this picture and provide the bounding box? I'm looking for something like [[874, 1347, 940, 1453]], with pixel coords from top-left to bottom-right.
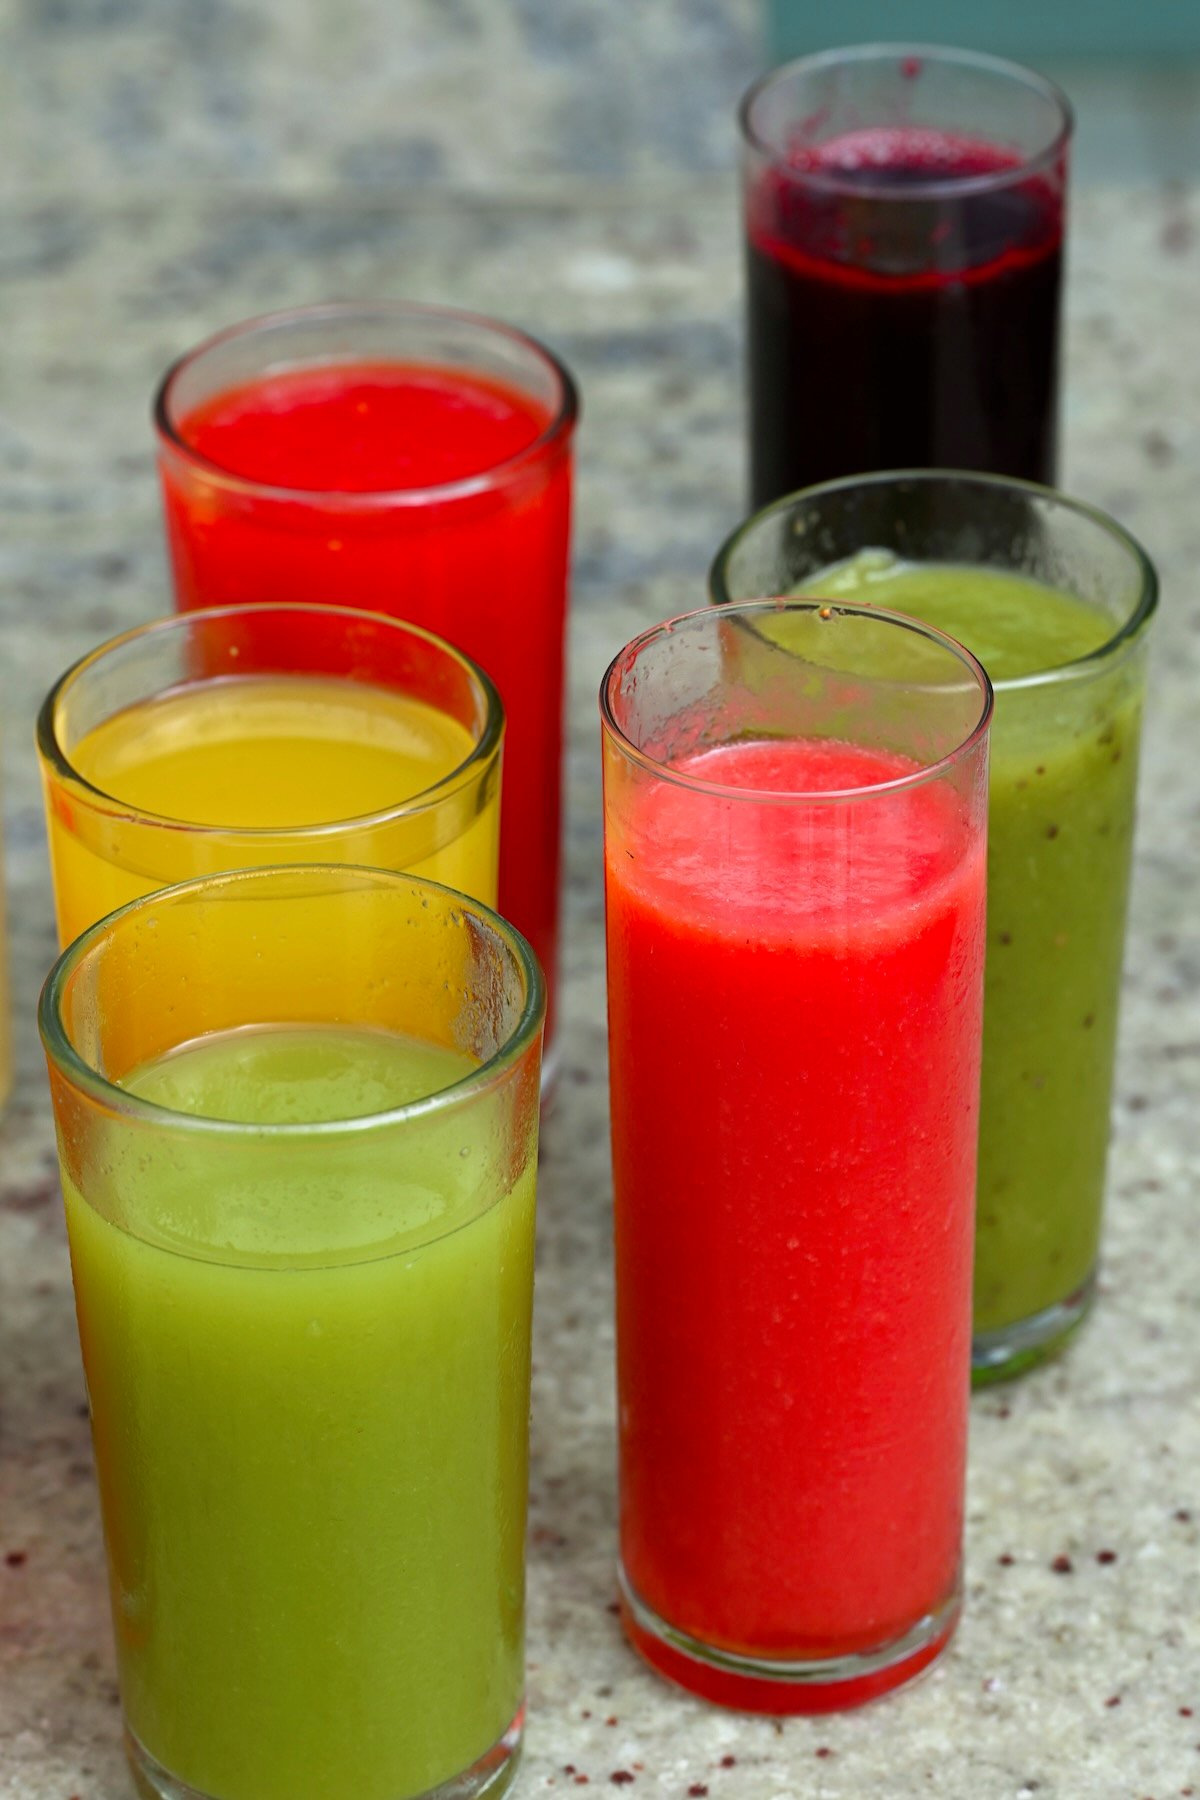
[[37, 603, 502, 948]]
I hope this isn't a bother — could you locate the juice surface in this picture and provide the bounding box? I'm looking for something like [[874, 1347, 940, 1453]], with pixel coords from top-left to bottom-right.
[[607, 735, 985, 1659], [746, 128, 1063, 502], [128, 1021, 469, 1124], [162, 361, 573, 1037], [75, 674, 476, 826], [68, 1023, 535, 1800], [803, 551, 1112, 677], [46, 674, 497, 945], [183, 362, 548, 491], [796, 554, 1142, 1338]]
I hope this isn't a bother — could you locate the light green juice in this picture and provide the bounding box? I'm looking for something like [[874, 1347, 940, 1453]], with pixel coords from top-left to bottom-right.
[[66, 1024, 535, 1800], [796, 554, 1145, 1356]]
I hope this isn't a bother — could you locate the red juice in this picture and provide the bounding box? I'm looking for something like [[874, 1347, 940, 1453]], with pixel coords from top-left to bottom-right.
[[158, 348, 575, 1043], [605, 735, 986, 1708], [745, 127, 1064, 505]]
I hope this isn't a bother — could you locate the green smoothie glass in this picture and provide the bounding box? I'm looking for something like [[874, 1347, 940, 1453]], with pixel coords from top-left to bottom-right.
[[711, 472, 1157, 1381], [39, 864, 544, 1800]]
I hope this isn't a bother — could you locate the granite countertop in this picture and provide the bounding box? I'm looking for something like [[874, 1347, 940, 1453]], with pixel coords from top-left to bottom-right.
[[2, 5, 1199, 1798]]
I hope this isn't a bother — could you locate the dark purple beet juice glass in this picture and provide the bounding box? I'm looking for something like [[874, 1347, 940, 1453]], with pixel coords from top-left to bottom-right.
[[741, 46, 1072, 507]]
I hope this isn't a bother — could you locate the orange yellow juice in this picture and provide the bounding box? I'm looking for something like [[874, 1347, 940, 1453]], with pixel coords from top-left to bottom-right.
[[41, 672, 500, 947]]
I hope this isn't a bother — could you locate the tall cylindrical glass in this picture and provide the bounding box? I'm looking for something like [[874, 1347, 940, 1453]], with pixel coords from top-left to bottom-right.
[[711, 472, 1157, 1379], [40, 864, 544, 1800], [602, 601, 991, 1711], [741, 46, 1071, 506], [37, 602, 502, 948], [154, 302, 577, 1058]]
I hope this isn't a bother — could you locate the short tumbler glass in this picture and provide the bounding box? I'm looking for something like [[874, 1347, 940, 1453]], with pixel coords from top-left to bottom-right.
[[40, 864, 544, 1800], [711, 471, 1158, 1379], [602, 600, 991, 1710], [37, 601, 502, 949]]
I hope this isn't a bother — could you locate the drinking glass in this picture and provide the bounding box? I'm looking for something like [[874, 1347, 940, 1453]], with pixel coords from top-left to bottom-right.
[[154, 302, 576, 1058], [40, 864, 544, 1800], [712, 471, 1157, 1378], [603, 599, 991, 1708], [37, 602, 502, 948], [741, 46, 1071, 505]]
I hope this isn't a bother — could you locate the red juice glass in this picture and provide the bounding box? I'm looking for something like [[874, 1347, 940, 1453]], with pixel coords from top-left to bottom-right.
[[154, 303, 577, 1061], [742, 46, 1072, 506], [602, 600, 992, 1712]]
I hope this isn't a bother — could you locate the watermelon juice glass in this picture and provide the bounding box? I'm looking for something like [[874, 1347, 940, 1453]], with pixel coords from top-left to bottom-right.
[[154, 303, 576, 1061], [39, 864, 544, 1800], [602, 600, 991, 1711]]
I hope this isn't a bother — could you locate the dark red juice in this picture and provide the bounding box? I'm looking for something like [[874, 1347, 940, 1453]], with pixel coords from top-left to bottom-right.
[[746, 128, 1064, 505]]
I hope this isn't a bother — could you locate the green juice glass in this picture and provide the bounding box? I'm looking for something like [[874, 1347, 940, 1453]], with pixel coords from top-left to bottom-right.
[[711, 472, 1157, 1381], [39, 865, 544, 1800]]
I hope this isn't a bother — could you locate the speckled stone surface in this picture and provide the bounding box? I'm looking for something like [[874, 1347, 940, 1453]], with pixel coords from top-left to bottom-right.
[[1, 6, 1199, 1799]]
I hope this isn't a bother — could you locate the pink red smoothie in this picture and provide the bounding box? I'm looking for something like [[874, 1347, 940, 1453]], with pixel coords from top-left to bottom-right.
[[606, 735, 986, 1702]]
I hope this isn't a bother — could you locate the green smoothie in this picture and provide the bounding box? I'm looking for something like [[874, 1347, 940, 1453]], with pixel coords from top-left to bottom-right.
[[794, 553, 1145, 1358], [66, 1023, 535, 1800]]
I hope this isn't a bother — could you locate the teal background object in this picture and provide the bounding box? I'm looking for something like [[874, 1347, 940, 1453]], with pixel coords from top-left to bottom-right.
[[767, 1, 1200, 60]]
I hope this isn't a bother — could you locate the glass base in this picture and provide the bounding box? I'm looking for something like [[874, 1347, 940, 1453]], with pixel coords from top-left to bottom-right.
[[127, 1708, 523, 1800], [617, 1566, 960, 1715], [972, 1267, 1096, 1386]]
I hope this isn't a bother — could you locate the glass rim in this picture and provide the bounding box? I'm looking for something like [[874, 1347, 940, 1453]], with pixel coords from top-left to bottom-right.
[[709, 469, 1159, 695], [600, 597, 993, 805], [153, 299, 580, 508], [38, 863, 546, 1141], [739, 43, 1074, 201], [35, 601, 505, 838]]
